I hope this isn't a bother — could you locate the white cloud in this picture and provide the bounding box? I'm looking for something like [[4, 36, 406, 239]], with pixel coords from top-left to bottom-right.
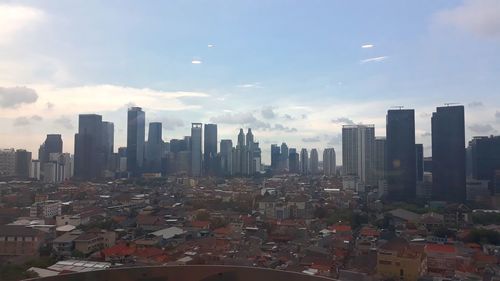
[[236, 82, 262, 89], [207, 44, 215, 48], [360, 56, 388, 64], [191, 59, 202, 64], [0, 4, 44, 45], [435, 0, 500, 39], [361, 44, 374, 48]]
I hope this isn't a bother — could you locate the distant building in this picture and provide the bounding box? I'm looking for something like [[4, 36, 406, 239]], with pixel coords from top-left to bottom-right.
[[374, 137, 386, 182], [203, 124, 218, 176], [220, 139, 233, 176], [145, 122, 164, 173], [467, 135, 500, 192], [14, 149, 32, 179], [377, 238, 426, 281], [74, 114, 104, 180], [101, 121, 114, 174], [323, 148, 336, 176], [309, 149, 319, 174], [39, 134, 63, 165], [190, 123, 203, 177], [30, 200, 62, 218], [0, 225, 45, 258], [280, 143, 289, 171], [386, 109, 416, 201], [289, 148, 300, 174], [0, 148, 15, 177], [342, 125, 376, 185], [270, 144, 280, 171], [432, 105, 466, 202], [415, 144, 424, 182], [127, 107, 145, 177], [300, 148, 309, 175]]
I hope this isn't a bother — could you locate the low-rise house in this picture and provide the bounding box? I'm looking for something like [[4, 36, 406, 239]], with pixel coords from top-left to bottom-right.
[[424, 243, 457, 277], [74, 229, 116, 255], [377, 238, 426, 281], [0, 225, 45, 259]]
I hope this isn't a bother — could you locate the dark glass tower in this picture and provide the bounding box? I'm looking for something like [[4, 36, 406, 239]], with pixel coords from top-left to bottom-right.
[[145, 122, 163, 173], [191, 123, 203, 177], [432, 105, 466, 202], [101, 121, 114, 171], [39, 134, 63, 164], [15, 149, 32, 179], [386, 109, 416, 201], [468, 136, 500, 193], [74, 114, 103, 180], [415, 144, 424, 182], [270, 144, 280, 170], [203, 124, 218, 176], [127, 107, 145, 177], [289, 148, 299, 174]]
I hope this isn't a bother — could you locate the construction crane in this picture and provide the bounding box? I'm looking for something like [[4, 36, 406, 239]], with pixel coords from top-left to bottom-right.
[[444, 102, 460, 106]]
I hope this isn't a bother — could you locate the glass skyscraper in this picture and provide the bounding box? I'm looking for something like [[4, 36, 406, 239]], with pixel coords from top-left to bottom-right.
[[127, 107, 145, 177]]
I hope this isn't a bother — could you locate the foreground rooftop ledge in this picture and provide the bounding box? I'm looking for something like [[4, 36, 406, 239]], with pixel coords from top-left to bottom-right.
[[29, 265, 336, 281]]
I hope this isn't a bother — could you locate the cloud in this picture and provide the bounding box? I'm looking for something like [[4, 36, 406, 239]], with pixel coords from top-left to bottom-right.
[[0, 4, 44, 45], [272, 124, 297, 133], [12, 115, 43, 126], [435, 0, 500, 38], [261, 107, 276, 119], [207, 44, 215, 48], [326, 134, 342, 146], [158, 116, 185, 130], [421, 132, 431, 137], [332, 117, 355, 125], [361, 44, 374, 48], [54, 116, 74, 130], [191, 59, 202, 64], [236, 82, 262, 89], [284, 114, 294, 120], [360, 56, 388, 64], [468, 124, 495, 134], [0, 86, 38, 108], [46, 102, 54, 110], [468, 101, 483, 108], [302, 136, 321, 142]]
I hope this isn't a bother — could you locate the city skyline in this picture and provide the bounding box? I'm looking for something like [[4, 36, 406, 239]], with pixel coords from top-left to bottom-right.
[[1, 1, 500, 162]]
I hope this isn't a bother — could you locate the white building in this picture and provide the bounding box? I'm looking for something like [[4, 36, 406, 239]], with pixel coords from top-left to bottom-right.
[[323, 148, 336, 176], [342, 125, 376, 186], [0, 148, 15, 177], [30, 200, 62, 218]]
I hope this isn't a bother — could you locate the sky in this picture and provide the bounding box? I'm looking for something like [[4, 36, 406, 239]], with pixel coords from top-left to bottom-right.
[[1, 0, 500, 164]]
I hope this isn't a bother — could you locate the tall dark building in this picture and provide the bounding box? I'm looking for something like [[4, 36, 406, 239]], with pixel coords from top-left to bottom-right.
[[101, 121, 114, 171], [220, 139, 233, 176], [467, 136, 500, 192], [374, 137, 386, 182], [39, 134, 63, 164], [270, 144, 281, 170], [127, 107, 145, 177], [145, 122, 164, 173], [415, 144, 424, 182], [289, 148, 299, 174], [74, 114, 104, 180], [191, 123, 203, 177], [431, 105, 466, 202], [203, 124, 218, 175], [386, 109, 416, 201], [15, 149, 32, 179]]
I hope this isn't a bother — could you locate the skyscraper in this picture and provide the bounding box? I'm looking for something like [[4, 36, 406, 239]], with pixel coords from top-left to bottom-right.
[[300, 148, 309, 175], [39, 134, 63, 164], [310, 149, 319, 174], [220, 139, 233, 176], [127, 107, 145, 177], [101, 121, 114, 172], [432, 105, 466, 202], [204, 124, 218, 176], [271, 144, 281, 171], [374, 137, 386, 182], [415, 144, 424, 182], [237, 129, 245, 148], [342, 125, 376, 185], [386, 109, 416, 201], [74, 114, 104, 180], [289, 148, 299, 174], [145, 122, 164, 173], [191, 123, 203, 177], [323, 148, 336, 176], [15, 149, 32, 179], [468, 136, 500, 192], [280, 143, 289, 171]]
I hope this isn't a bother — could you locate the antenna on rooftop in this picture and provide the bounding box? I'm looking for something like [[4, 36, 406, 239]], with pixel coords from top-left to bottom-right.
[[444, 103, 459, 106]]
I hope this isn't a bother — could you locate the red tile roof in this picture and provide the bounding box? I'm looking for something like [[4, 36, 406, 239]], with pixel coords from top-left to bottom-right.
[[190, 220, 211, 229], [425, 244, 457, 254], [329, 224, 352, 233]]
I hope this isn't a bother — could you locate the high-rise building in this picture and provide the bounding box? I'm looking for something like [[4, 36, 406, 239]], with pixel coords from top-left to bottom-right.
[[74, 114, 104, 180], [386, 109, 416, 201], [204, 124, 218, 176], [0, 149, 15, 177], [342, 125, 376, 185], [237, 129, 245, 148], [323, 148, 336, 176], [39, 134, 63, 165], [220, 139, 233, 176], [374, 137, 386, 182], [271, 144, 281, 171], [415, 144, 424, 182], [310, 149, 319, 174], [15, 149, 32, 179], [432, 105, 466, 202], [280, 143, 289, 171], [467, 136, 500, 192], [191, 123, 203, 177], [289, 148, 300, 174], [127, 107, 145, 177], [145, 122, 164, 173], [300, 148, 309, 175], [101, 121, 114, 172]]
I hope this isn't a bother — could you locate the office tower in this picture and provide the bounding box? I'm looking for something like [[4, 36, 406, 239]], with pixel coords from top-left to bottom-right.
[[431, 105, 466, 202], [374, 137, 386, 181], [288, 148, 299, 174], [191, 123, 203, 177], [15, 149, 32, 179], [310, 149, 319, 174], [0, 149, 15, 177], [280, 143, 289, 171], [74, 114, 104, 180], [237, 129, 245, 148], [127, 107, 145, 177], [271, 144, 281, 170], [220, 139, 233, 176], [246, 129, 256, 175], [386, 109, 416, 201], [145, 122, 164, 173], [39, 134, 63, 164], [30, 160, 41, 180], [323, 148, 336, 176], [246, 129, 254, 148], [300, 148, 309, 175], [468, 136, 500, 192], [342, 125, 376, 185], [204, 124, 218, 176], [252, 141, 262, 173], [101, 121, 114, 171], [415, 144, 424, 182]]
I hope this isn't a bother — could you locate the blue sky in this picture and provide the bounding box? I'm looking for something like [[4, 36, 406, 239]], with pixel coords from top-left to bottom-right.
[[1, 0, 500, 163]]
